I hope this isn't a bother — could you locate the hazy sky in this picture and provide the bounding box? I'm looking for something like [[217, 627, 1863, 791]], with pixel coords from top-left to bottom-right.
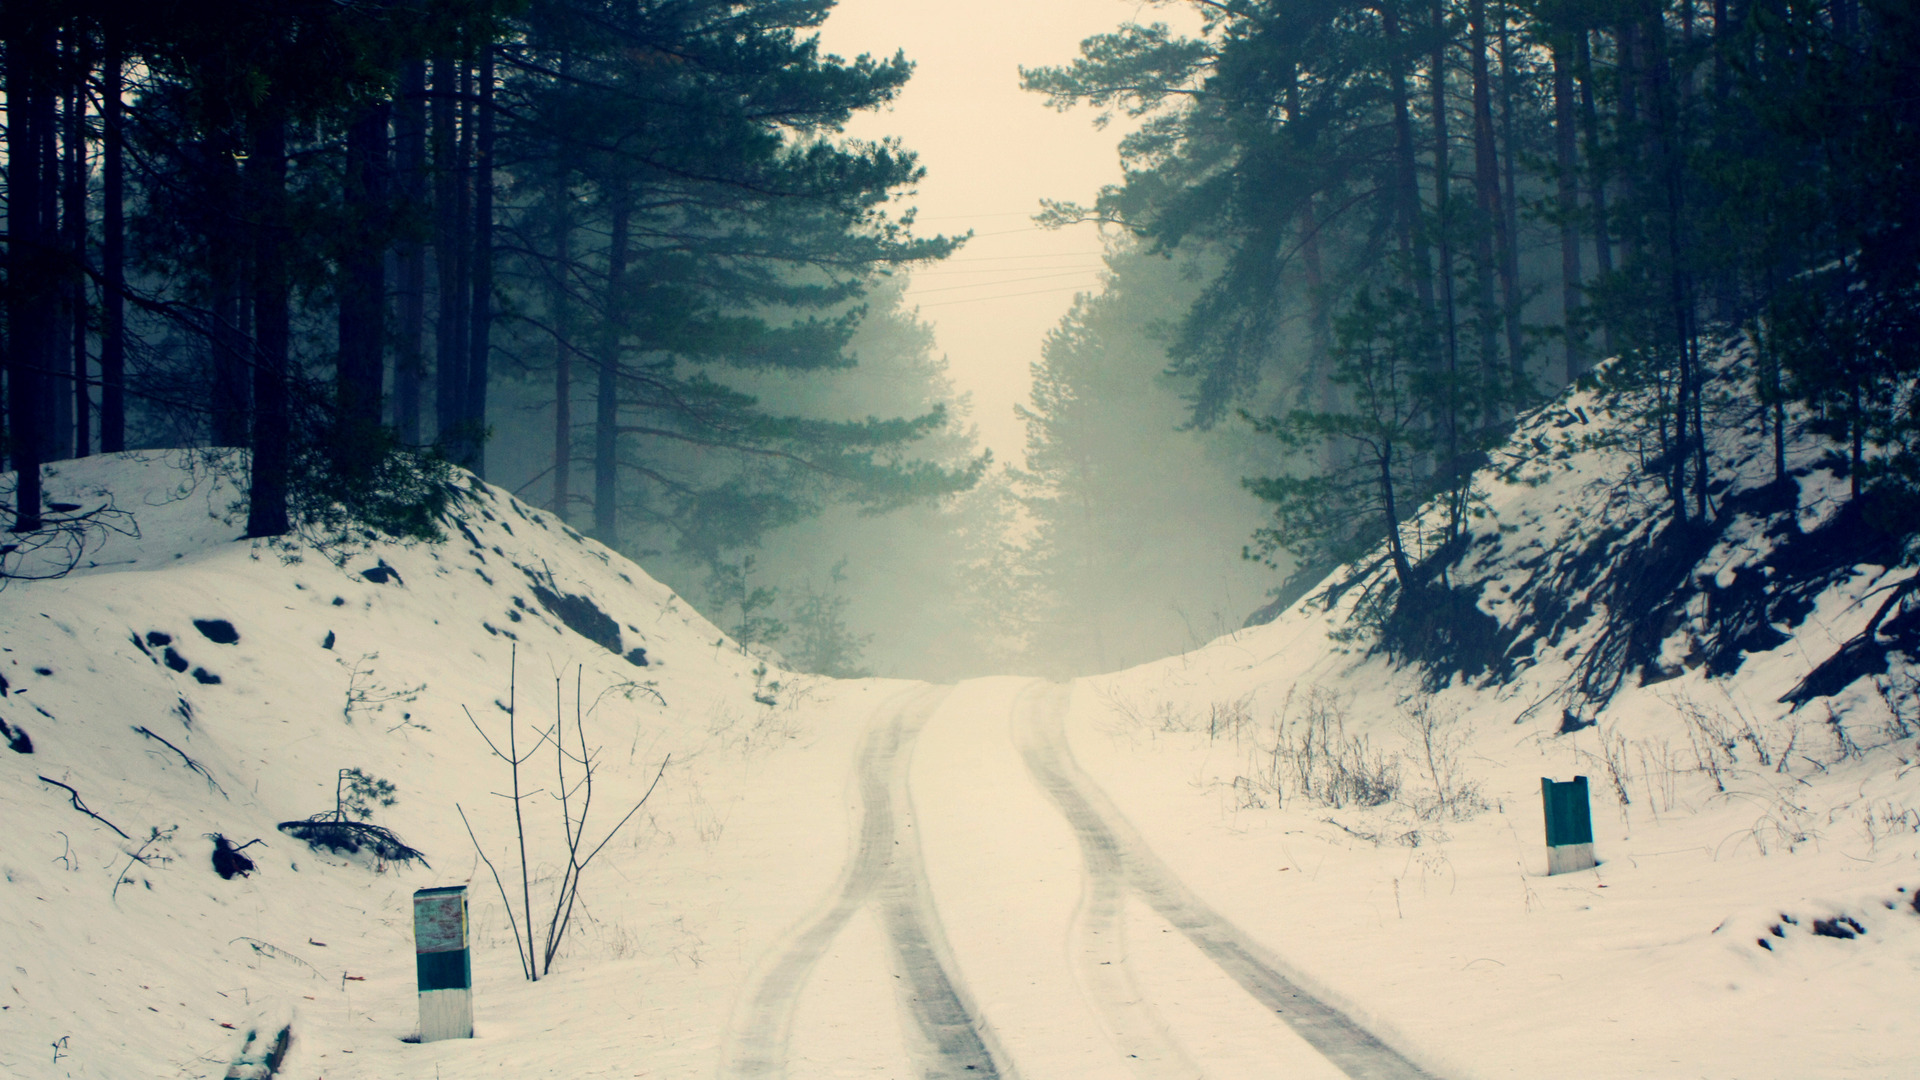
[[815, 1, 1196, 464]]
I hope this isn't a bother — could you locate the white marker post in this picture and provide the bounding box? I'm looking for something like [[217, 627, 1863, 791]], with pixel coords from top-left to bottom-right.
[[1541, 776, 1597, 875], [414, 885, 473, 1041]]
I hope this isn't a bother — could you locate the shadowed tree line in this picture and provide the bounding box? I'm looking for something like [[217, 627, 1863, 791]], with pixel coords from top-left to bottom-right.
[[2, 0, 981, 556], [1022, 0, 1920, 623]]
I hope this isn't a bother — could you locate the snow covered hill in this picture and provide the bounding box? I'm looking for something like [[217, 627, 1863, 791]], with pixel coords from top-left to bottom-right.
[[4, 378, 1918, 1079], [1072, 379, 1920, 1077], [1, 451, 902, 1078]]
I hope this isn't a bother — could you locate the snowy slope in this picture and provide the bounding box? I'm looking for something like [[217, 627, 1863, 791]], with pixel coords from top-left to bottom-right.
[[6, 373, 1919, 1080], [1070, 381, 1920, 1078], [0, 451, 900, 1078]]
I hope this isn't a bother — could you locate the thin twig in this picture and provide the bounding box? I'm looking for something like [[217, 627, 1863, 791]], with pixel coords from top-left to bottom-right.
[[457, 802, 531, 981], [131, 726, 227, 798], [577, 754, 670, 870], [38, 776, 130, 838]]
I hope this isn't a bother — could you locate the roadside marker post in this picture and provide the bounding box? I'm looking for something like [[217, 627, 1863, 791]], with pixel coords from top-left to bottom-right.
[[414, 885, 473, 1041], [1541, 776, 1597, 875]]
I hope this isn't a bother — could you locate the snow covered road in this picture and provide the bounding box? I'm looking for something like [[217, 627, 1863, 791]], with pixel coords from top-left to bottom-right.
[[728, 677, 1437, 1079]]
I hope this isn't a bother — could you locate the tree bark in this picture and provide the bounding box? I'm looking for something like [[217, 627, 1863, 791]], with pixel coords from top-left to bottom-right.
[[209, 134, 251, 448], [1383, 2, 1431, 308], [594, 189, 631, 544], [100, 35, 126, 453], [1468, 0, 1503, 400], [5, 11, 52, 531], [1431, 0, 1465, 540], [550, 177, 574, 521], [1553, 37, 1584, 381], [432, 52, 469, 454], [1496, 13, 1525, 393], [1576, 30, 1613, 358], [62, 40, 88, 459], [393, 60, 428, 446], [465, 45, 496, 478], [245, 115, 292, 539], [337, 102, 389, 434]]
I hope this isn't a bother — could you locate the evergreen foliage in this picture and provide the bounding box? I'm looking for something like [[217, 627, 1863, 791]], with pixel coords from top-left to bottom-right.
[[3, 0, 977, 588], [1027, 0, 1920, 638]]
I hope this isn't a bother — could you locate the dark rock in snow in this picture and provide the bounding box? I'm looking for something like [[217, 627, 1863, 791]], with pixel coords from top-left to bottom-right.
[[191, 667, 222, 685], [625, 647, 649, 667], [1811, 916, 1865, 939], [1, 717, 30, 753], [525, 573, 624, 657], [146, 630, 172, 647], [162, 647, 190, 673], [193, 619, 240, 645], [322, 631, 336, 650], [361, 561, 403, 585]]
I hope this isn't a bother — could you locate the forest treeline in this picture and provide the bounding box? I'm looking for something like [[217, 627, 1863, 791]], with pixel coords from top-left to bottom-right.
[[8, 0, 1918, 681], [1020, 0, 1920, 620], [1, 0, 983, 572]]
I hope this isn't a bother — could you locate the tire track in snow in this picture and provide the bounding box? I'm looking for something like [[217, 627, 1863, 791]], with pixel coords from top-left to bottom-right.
[[1015, 680, 1439, 1080], [1013, 683, 1204, 1080], [723, 684, 1005, 1080]]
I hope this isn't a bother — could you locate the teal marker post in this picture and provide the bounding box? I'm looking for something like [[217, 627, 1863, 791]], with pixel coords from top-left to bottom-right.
[[1541, 776, 1596, 875], [414, 885, 473, 1041]]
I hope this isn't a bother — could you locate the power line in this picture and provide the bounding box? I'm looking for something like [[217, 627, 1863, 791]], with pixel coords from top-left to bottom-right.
[[913, 263, 1103, 278], [918, 282, 1103, 309], [912, 270, 1103, 295], [912, 210, 1046, 221]]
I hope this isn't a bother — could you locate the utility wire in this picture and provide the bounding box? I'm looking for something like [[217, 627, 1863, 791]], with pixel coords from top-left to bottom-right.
[[911, 270, 1102, 295], [918, 283, 1103, 309]]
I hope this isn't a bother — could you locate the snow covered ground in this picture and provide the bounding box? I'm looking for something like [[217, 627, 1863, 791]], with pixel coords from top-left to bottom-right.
[[3, 431, 1917, 1078]]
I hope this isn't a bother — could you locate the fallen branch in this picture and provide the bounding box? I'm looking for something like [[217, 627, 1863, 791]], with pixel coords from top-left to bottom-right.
[[38, 776, 130, 838], [132, 726, 227, 798]]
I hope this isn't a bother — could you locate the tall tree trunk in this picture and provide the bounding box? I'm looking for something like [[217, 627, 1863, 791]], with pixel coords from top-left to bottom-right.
[[100, 34, 126, 453], [1431, 1, 1465, 541], [594, 190, 631, 544], [1286, 78, 1333, 437], [337, 103, 389, 435], [1301, 196, 1334, 414], [465, 45, 495, 478], [209, 140, 251, 448], [63, 42, 88, 459], [39, 31, 66, 464], [393, 60, 427, 445], [1384, 3, 1432, 308], [1576, 30, 1614, 358], [1553, 37, 1584, 381], [432, 52, 469, 453], [1468, 0, 1503, 404], [246, 115, 292, 539], [1378, 441, 1415, 592], [5, 11, 52, 531], [550, 177, 574, 521], [1496, 12, 1525, 394]]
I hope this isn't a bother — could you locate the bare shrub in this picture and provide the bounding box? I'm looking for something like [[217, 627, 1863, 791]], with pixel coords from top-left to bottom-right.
[[1874, 671, 1919, 740], [1674, 696, 1736, 791], [1095, 684, 1201, 734], [460, 647, 670, 981], [1398, 696, 1484, 820], [1594, 723, 1633, 807], [1269, 687, 1400, 809], [1633, 737, 1681, 812], [1208, 695, 1257, 744]]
